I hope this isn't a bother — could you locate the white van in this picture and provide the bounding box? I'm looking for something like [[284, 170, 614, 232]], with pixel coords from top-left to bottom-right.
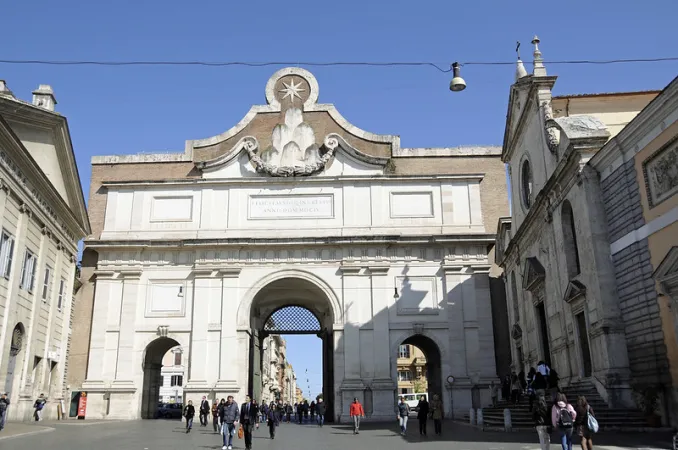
[[399, 393, 428, 411]]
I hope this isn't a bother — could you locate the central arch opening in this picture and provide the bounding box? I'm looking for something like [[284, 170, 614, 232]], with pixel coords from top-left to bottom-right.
[[249, 276, 335, 422], [141, 336, 180, 419]]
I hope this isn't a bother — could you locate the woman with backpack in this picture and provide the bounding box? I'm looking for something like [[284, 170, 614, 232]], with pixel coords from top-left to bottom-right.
[[532, 395, 551, 450], [575, 396, 595, 450], [551, 393, 577, 450]]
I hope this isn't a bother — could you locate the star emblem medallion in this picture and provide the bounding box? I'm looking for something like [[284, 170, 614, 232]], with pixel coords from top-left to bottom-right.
[[279, 78, 305, 102]]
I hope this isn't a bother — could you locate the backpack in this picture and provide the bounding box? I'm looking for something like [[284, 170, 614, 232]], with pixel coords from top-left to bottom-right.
[[558, 406, 573, 428]]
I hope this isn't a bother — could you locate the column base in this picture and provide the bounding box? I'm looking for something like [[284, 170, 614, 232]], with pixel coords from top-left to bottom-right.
[[183, 381, 210, 392]]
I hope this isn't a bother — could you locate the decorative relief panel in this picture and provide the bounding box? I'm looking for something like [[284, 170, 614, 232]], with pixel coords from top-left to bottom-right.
[[150, 196, 193, 222], [145, 280, 186, 317], [395, 276, 439, 315], [643, 136, 678, 208], [389, 191, 434, 218]]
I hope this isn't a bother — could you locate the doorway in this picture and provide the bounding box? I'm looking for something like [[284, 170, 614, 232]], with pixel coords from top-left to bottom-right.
[[536, 302, 551, 366], [141, 337, 181, 419], [575, 312, 592, 377]]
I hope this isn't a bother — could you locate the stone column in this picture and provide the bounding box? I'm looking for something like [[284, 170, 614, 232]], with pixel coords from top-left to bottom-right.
[[112, 270, 142, 389], [338, 263, 365, 417], [368, 264, 396, 421], [216, 267, 241, 395]]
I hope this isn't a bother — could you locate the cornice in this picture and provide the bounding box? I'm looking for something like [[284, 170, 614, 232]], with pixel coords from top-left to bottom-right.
[[84, 233, 498, 249], [100, 173, 485, 188]]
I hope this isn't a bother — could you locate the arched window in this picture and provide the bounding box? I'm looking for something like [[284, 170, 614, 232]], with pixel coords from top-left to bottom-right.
[[521, 159, 533, 209], [510, 272, 520, 323], [561, 200, 581, 279]]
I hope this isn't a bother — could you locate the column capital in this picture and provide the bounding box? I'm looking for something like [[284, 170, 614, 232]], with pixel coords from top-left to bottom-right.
[[338, 263, 363, 276], [367, 263, 390, 276], [193, 265, 242, 278]]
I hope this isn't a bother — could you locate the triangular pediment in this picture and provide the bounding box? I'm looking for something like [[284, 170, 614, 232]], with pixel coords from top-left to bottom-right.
[[190, 67, 396, 179], [653, 246, 678, 280], [522, 256, 546, 291], [563, 280, 587, 303]]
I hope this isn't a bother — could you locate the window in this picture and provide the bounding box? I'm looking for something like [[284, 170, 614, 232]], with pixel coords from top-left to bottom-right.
[[20, 250, 37, 292], [398, 370, 413, 381], [398, 345, 410, 359], [57, 278, 66, 310], [521, 159, 534, 209], [0, 230, 15, 278], [174, 352, 182, 366], [42, 266, 53, 301], [170, 375, 183, 386], [561, 200, 581, 279]]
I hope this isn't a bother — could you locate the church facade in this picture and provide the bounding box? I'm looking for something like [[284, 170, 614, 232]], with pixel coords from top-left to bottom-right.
[[73, 68, 508, 421]]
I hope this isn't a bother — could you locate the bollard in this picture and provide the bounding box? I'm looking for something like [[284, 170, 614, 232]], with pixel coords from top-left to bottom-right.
[[469, 408, 476, 425], [503, 408, 512, 432], [477, 408, 484, 428]]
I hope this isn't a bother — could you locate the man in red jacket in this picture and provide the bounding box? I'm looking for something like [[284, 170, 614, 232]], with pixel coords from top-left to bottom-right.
[[349, 397, 365, 434]]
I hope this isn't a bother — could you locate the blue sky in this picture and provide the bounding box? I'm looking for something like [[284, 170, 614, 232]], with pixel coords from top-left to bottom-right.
[[2, 1, 676, 394], [284, 335, 323, 401]]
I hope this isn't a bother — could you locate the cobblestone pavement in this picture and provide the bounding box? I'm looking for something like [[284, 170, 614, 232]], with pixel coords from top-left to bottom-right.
[[0, 419, 672, 449]]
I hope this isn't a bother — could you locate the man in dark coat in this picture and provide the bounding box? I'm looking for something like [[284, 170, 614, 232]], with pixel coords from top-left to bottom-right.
[[417, 395, 430, 435], [240, 395, 259, 450], [200, 396, 210, 426]]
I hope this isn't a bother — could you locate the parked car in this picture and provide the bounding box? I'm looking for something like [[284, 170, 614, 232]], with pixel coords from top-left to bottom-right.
[[156, 403, 183, 419], [398, 393, 428, 412]]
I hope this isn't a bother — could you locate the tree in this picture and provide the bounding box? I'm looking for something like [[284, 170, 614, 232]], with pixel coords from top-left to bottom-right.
[[413, 379, 426, 394]]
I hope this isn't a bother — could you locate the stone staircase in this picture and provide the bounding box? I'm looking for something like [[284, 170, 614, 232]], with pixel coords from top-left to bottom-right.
[[476, 380, 652, 431]]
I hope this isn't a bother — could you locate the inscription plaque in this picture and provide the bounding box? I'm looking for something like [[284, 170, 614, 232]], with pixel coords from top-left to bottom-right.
[[249, 194, 334, 219]]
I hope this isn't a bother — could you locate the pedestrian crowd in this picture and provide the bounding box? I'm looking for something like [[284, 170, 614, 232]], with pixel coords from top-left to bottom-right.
[[182, 394, 329, 450], [491, 361, 598, 450]]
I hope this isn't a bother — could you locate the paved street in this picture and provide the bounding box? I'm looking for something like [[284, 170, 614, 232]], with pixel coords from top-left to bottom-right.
[[0, 419, 674, 449]]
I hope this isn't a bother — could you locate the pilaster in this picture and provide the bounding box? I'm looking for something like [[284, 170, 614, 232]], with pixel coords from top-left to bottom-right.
[[112, 269, 142, 389], [216, 267, 242, 391], [185, 266, 218, 390]]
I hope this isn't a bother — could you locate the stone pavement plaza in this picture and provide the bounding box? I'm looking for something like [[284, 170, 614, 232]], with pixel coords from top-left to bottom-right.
[[0, 420, 674, 450]]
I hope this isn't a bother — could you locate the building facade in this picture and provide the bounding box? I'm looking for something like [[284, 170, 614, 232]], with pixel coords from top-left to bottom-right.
[[73, 67, 508, 422], [159, 346, 184, 403], [260, 335, 297, 405], [0, 81, 90, 420], [397, 344, 428, 394], [495, 38, 678, 425]]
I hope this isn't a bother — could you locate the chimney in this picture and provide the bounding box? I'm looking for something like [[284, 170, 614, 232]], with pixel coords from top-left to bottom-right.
[[32, 84, 57, 111], [0, 80, 13, 98]]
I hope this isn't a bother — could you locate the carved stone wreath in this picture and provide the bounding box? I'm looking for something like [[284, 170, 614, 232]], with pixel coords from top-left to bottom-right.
[[541, 101, 560, 154], [245, 135, 339, 177]]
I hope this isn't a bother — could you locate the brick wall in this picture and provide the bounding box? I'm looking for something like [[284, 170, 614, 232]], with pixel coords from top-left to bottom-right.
[[601, 158, 645, 242], [611, 239, 669, 385]]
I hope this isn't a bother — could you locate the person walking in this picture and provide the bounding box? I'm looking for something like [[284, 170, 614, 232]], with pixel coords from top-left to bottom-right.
[[33, 394, 46, 421], [0, 392, 9, 432], [537, 360, 551, 378], [285, 402, 292, 423], [511, 374, 522, 404], [310, 400, 316, 422], [212, 400, 220, 433], [549, 369, 561, 402], [303, 400, 309, 423], [316, 398, 326, 427], [533, 395, 551, 450], [397, 396, 410, 436], [184, 400, 196, 433], [349, 397, 365, 434], [502, 375, 511, 402], [551, 393, 576, 450], [430, 394, 444, 436], [416, 395, 429, 436], [199, 396, 210, 427], [240, 395, 259, 450], [575, 396, 594, 450], [490, 381, 499, 407], [219, 396, 239, 450], [266, 403, 280, 439], [533, 372, 548, 400]]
